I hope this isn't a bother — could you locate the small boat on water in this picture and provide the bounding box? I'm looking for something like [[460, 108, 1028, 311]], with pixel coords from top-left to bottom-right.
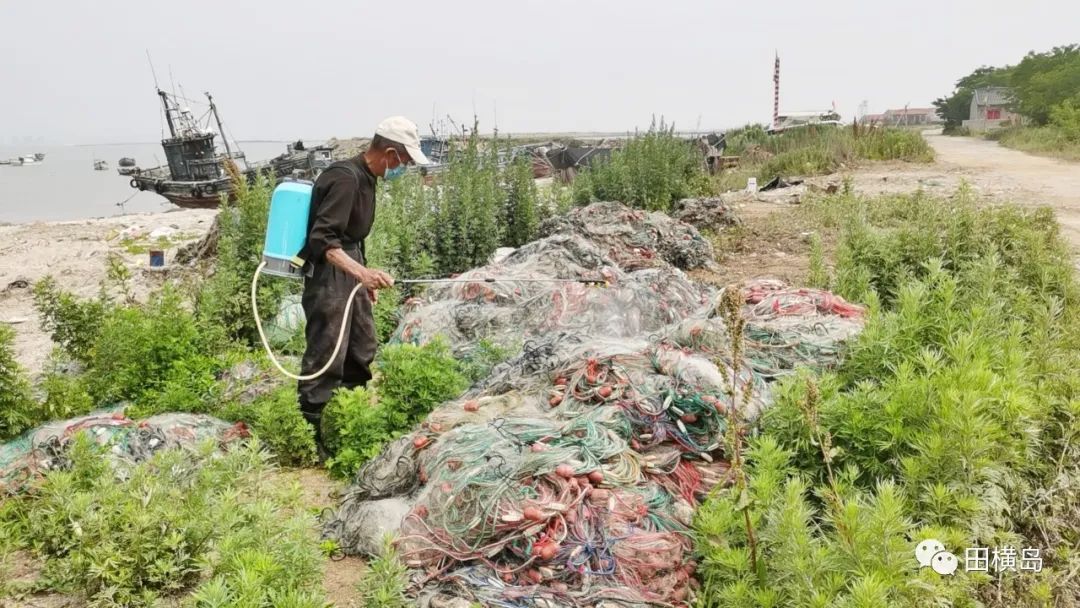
[[1, 153, 44, 166], [121, 88, 333, 209], [117, 157, 137, 176]]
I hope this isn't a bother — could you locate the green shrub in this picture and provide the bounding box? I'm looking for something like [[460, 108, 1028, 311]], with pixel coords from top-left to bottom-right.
[[322, 387, 391, 478], [39, 369, 95, 422], [806, 233, 829, 289], [572, 117, 711, 211], [0, 325, 35, 440], [32, 276, 107, 364], [2, 436, 326, 607], [374, 338, 469, 427], [1050, 99, 1080, 140], [196, 171, 298, 346], [373, 286, 403, 344], [722, 124, 770, 157], [431, 125, 505, 275], [323, 338, 468, 478], [85, 287, 220, 406], [695, 190, 1080, 606], [503, 155, 540, 247], [220, 385, 317, 467], [355, 536, 410, 608]]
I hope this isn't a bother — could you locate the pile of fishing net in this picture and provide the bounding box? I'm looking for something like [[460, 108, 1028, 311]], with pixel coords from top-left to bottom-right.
[[391, 232, 711, 355], [666, 279, 867, 380], [325, 336, 756, 606], [327, 201, 868, 606], [536, 202, 715, 271], [671, 197, 741, 233], [0, 411, 249, 494]]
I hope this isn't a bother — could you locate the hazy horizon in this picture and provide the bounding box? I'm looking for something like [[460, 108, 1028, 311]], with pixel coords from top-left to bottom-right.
[[2, 0, 1077, 146]]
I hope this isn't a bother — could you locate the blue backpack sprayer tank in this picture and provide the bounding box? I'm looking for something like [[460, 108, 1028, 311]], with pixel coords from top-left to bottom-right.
[[252, 179, 365, 380]]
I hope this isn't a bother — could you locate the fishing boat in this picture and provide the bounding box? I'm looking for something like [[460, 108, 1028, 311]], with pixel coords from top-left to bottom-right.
[[121, 89, 333, 209]]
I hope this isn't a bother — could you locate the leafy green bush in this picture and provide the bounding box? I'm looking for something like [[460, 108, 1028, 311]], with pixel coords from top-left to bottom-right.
[[2, 436, 326, 607], [0, 325, 35, 440], [85, 288, 221, 407], [321, 387, 391, 478], [373, 286, 403, 344], [431, 126, 505, 275], [695, 190, 1080, 606], [39, 369, 95, 422], [32, 276, 107, 364], [219, 385, 317, 467], [572, 117, 711, 211], [503, 155, 540, 247], [374, 338, 469, 427], [323, 338, 468, 478], [1050, 99, 1080, 140], [355, 536, 410, 608], [196, 171, 298, 347]]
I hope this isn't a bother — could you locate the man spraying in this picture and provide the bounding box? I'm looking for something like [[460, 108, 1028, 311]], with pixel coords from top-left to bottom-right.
[[297, 116, 429, 456]]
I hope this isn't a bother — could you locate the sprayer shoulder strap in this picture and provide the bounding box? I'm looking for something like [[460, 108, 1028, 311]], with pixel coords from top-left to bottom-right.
[[296, 162, 366, 269], [332, 162, 366, 261]]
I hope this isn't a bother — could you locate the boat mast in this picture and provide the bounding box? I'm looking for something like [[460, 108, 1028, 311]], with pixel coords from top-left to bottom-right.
[[205, 92, 234, 159], [158, 89, 177, 138]]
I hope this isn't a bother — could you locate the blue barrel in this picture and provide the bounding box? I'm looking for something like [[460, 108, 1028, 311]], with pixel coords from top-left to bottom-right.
[[262, 180, 314, 279]]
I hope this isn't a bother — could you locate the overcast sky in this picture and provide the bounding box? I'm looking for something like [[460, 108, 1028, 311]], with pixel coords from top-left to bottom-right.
[[1, 0, 1076, 144]]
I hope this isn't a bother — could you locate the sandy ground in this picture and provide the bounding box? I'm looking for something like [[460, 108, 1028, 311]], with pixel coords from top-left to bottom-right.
[[0, 208, 217, 374]]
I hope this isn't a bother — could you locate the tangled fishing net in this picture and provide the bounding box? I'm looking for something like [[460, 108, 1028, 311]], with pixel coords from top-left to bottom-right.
[[391, 232, 711, 356], [327, 203, 867, 607], [536, 202, 715, 271], [0, 411, 248, 494], [670, 197, 741, 233]]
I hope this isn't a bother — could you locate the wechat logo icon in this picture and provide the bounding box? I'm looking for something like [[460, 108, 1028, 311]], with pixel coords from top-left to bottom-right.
[[915, 538, 958, 576]]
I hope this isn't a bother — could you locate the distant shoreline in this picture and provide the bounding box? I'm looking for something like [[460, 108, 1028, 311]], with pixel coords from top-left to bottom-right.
[[61, 140, 299, 147]]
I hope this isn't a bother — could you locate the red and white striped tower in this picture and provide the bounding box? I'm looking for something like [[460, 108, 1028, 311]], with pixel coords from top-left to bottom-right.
[[773, 52, 781, 129]]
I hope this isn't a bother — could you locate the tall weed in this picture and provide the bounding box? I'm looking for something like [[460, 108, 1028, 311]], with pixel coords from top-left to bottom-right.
[[572, 117, 712, 211]]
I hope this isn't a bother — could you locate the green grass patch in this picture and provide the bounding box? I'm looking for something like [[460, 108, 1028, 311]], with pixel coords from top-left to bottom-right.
[[0, 436, 326, 606], [991, 125, 1080, 161]]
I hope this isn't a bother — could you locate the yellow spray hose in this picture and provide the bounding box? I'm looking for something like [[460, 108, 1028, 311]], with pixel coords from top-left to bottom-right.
[[251, 261, 363, 381]]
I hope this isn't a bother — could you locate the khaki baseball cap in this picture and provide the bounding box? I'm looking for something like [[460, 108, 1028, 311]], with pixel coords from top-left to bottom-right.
[[374, 116, 430, 165]]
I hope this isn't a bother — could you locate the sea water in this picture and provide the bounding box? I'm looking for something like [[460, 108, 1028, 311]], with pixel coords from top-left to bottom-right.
[[0, 142, 296, 223]]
